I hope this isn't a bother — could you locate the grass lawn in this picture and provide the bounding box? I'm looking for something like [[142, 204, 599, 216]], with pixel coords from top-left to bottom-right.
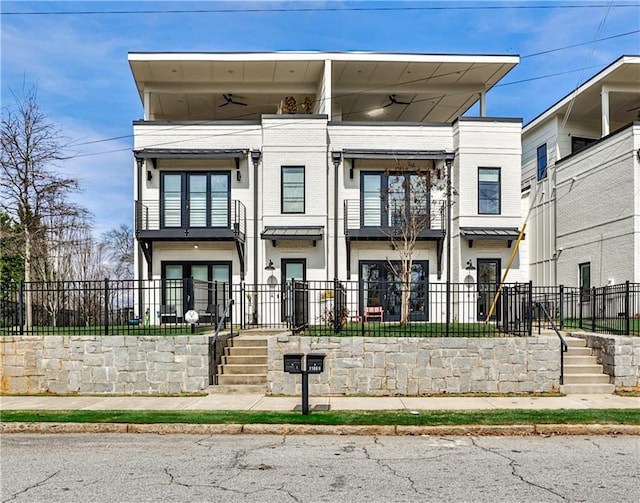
[[1, 409, 638, 426], [305, 322, 501, 337], [562, 318, 640, 335], [1, 325, 215, 336]]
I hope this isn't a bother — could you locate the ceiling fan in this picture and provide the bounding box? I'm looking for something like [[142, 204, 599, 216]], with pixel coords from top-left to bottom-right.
[[219, 94, 247, 107], [383, 94, 411, 107]]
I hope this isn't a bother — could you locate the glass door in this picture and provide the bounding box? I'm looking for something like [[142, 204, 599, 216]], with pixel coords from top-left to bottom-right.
[[477, 259, 500, 320], [163, 265, 183, 321]]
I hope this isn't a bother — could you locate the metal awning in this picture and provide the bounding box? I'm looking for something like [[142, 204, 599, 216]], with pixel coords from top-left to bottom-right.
[[261, 226, 324, 246], [339, 149, 454, 160], [134, 148, 248, 159], [460, 227, 523, 248]]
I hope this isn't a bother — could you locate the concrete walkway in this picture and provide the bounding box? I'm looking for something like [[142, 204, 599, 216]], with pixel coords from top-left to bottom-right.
[[1, 393, 638, 412]]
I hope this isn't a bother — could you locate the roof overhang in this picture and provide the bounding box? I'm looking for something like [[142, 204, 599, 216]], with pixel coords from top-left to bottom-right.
[[261, 226, 324, 247], [460, 227, 523, 248], [524, 55, 640, 134], [134, 148, 248, 159], [339, 149, 455, 160], [129, 52, 519, 122]]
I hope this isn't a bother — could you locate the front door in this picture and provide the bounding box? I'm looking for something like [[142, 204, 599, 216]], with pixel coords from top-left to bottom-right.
[[281, 259, 306, 324], [360, 260, 428, 321], [477, 259, 501, 320]]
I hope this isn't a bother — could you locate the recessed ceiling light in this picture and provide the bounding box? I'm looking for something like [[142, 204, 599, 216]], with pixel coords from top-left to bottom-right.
[[171, 69, 177, 73], [289, 69, 295, 73], [228, 69, 234, 74]]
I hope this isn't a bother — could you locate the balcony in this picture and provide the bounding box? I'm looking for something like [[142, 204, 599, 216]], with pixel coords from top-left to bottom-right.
[[343, 199, 445, 239], [135, 199, 246, 242]]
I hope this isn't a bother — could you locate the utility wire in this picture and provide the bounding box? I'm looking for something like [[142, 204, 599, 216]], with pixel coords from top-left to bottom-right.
[[4, 3, 640, 16]]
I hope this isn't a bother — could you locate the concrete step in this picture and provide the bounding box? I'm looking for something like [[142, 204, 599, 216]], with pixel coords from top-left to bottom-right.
[[564, 355, 599, 366], [223, 355, 268, 365], [562, 373, 611, 385], [231, 337, 268, 348], [560, 383, 615, 394], [564, 337, 587, 347], [208, 384, 268, 394], [564, 364, 604, 374], [217, 374, 268, 385], [225, 346, 268, 356], [217, 363, 268, 375], [564, 347, 592, 356]]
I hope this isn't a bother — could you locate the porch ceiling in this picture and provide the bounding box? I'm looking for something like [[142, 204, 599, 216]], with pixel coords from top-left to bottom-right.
[[129, 52, 518, 122]]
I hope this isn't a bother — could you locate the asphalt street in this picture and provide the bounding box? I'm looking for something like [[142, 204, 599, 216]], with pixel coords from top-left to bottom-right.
[[1, 434, 639, 503]]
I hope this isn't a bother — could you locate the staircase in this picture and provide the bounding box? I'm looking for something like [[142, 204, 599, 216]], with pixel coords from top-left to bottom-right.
[[214, 335, 268, 392], [560, 337, 615, 394]]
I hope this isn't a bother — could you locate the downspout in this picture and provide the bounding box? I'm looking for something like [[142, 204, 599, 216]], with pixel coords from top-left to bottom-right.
[[251, 150, 261, 324], [445, 157, 453, 336], [331, 152, 342, 280]]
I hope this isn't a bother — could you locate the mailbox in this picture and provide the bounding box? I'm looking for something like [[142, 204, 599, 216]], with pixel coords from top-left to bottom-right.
[[306, 353, 326, 374], [284, 353, 304, 374]]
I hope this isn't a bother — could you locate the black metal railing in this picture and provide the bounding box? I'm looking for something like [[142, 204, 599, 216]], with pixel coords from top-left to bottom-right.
[[209, 298, 235, 385], [2, 279, 638, 337], [134, 199, 246, 239], [344, 199, 445, 234], [536, 301, 568, 385]]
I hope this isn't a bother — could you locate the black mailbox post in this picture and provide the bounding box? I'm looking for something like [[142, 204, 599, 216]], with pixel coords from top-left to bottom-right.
[[283, 352, 326, 415]]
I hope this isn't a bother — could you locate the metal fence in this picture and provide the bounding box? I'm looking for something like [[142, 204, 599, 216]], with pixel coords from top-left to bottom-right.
[[2, 278, 638, 337]]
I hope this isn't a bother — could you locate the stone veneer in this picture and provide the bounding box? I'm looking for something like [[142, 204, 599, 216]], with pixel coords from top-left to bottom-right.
[[0, 336, 209, 394], [568, 332, 640, 388], [268, 336, 563, 396]]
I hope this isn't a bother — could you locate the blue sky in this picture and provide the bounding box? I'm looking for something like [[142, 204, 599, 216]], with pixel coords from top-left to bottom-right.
[[2, 1, 639, 237]]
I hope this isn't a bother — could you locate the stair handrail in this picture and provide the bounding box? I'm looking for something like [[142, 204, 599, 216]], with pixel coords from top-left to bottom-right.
[[209, 299, 235, 386], [535, 301, 568, 385]]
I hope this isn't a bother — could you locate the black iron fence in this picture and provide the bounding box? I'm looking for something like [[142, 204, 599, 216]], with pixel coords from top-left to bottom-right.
[[1, 278, 638, 337]]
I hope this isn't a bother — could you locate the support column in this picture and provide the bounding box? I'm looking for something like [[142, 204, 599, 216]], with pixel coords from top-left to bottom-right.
[[479, 91, 486, 117], [143, 90, 151, 121], [601, 87, 610, 137], [331, 152, 342, 280]]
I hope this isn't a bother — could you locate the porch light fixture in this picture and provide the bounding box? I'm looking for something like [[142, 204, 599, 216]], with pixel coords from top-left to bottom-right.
[[265, 260, 275, 271], [236, 170, 241, 182], [147, 170, 153, 181], [465, 260, 476, 271]]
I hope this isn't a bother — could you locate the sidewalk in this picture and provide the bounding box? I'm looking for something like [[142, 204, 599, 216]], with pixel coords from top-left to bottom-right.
[[1, 393, 638, 412]]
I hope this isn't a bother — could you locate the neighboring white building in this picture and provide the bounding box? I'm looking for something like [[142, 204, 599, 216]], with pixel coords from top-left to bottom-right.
[[521, 55, 640, 289], [129, 52, 525, 323]]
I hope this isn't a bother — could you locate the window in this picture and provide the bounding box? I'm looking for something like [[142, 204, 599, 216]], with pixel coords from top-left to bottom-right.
[[579, 262, 591, 302], [360, 171, 430, 228], [571, 136, 597, 154], [478, 168, 501, 215], [281, 166, 305, 213], [537, 144, 547, 180], [161, 172, 230, 228]]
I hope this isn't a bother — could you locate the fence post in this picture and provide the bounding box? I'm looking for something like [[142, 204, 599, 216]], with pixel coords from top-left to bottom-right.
[[240, 281, 245, 330], [559, 284, 564, 330], [591, 287, 596, 333], [528, 281, 533, 336], [625, 280, 630, 335], [104, 278, 109, 336], [18, 280, 24, 335]]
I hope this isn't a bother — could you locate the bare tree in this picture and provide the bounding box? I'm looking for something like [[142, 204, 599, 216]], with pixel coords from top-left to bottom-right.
[[384, 161, 446, 326], [1, 86, 87, 325], [100, 224, 134, 279]]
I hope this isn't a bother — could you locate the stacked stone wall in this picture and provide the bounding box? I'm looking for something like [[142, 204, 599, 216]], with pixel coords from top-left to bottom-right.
[[0, 336, 209, 394], [269, 336, 562, 396]]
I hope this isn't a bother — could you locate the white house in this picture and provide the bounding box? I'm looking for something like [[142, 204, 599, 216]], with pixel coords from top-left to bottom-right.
[[521, 55, 640, 289], [129, 52, 525, 323]]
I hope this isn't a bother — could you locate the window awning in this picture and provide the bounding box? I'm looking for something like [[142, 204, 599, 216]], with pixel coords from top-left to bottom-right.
[[134, 148, 248, 159], [339, 149, 454, 161], [460, 227, 523, 248], [261, 226, 324, 246]]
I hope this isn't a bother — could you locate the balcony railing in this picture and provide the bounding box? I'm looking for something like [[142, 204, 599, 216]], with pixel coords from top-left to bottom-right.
[[135, 199, 246, 240], [344, 199, 445, 236]]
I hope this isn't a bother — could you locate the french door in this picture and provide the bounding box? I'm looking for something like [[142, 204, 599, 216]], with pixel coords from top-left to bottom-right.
[[360, 260, 428, 321], [161, 172, 230, 229]]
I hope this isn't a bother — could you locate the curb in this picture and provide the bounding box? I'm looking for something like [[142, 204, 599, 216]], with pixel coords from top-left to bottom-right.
[[2, 422, 639, 436]]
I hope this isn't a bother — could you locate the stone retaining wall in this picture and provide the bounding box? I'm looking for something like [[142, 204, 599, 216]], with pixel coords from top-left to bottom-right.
[[568, 333, 640, 388], [269, 336, 562, 396], [0, 336, 209, 394]]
